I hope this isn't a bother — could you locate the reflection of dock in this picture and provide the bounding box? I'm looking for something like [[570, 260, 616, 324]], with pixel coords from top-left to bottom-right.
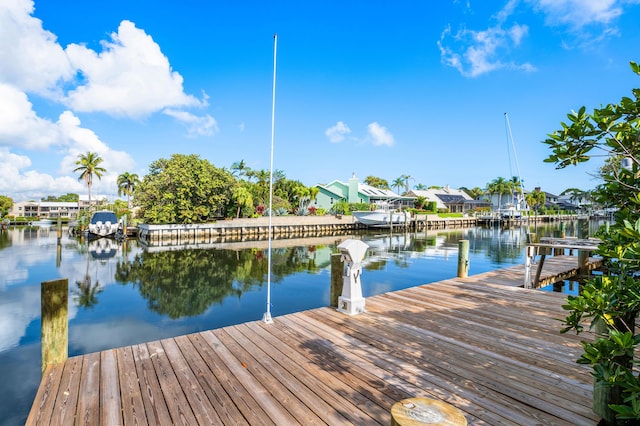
[[29, 265, 598, 424], [142, 234, 353, 253]]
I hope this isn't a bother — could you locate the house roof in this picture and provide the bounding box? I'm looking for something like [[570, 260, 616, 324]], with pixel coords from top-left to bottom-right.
[[437, 194, 467, 204], [407, 187, 472, 209], [358, 183, 399, 199], [315, 178, 404, 202]]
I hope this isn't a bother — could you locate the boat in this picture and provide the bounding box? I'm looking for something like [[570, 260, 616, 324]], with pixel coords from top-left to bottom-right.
[[498, 203, 522, 219], [352, 202, 410, 228], [88, 237, 119, 260], [87, 210, 120, 238], [28, 219, 54, 227]]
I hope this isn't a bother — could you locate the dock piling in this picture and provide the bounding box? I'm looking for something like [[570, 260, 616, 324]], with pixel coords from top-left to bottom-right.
[[457, 240, 469, 278], [41, 278, 68, 373], [330, 253, 343, 308]]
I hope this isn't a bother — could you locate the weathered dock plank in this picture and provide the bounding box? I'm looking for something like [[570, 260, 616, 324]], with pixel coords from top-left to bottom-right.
[[27, 262, 601, 425], [75, 351, 100, 426]]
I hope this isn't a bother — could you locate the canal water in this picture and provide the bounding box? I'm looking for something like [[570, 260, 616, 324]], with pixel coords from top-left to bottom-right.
[[0, 221, 602, 425]]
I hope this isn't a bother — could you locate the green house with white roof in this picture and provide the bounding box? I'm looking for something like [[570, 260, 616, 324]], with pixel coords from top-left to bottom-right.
[[312, 174, 413, 211]]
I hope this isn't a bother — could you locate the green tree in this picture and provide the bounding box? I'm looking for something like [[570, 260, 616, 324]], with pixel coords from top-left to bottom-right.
[[414, 183, 427, 191], [58, 193, 79, 202], [560, 188, 588, 209], [462, 187, 484, 200], [486, 177, 511, 210], [135, 154, 235, 224], [232, 184, 253, 218], [392, 177, 405, 194], [545, 61, 640, 423], [509, 176, 524, 207], [0, 195, 13, 218], [117, 172, 140, 209], [401, 174, 413, 193], [309, 186, 320, 204], [231, 159, 251, 179], [525, 188, 546, 213], [414, 196, 427, 210], [74, 152, 106, 205], [363, 175, 389, 189]]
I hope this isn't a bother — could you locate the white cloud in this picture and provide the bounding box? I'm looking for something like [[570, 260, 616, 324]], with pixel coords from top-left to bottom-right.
[[0, 83, 61, 149], [0, 148, 83, 200], [440, 0, 638, 77], [0, 286, 40, 352], [0, 0, 73, 96], [529, 0, 623, 29], [367, 122, 394, 147], [0, 107, 134, 200], [163, 109, 219, 137], [64, 20, 205, 118], [56, 111, 135, 196], [438, 22, 535, 78], [325, 121, 351, 143]]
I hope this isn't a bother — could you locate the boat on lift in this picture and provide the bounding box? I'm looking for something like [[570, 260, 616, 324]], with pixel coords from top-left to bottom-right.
[[87, 210, 120, 238], [352, 202, 410, 228]]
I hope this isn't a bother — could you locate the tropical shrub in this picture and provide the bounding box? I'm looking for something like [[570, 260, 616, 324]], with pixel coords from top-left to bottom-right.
[[136, 154, 235, 224], [547, 61, 640, 425]]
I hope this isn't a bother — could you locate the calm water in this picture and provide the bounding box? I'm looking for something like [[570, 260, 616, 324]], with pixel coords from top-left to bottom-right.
[[0, 221, 602, 425]]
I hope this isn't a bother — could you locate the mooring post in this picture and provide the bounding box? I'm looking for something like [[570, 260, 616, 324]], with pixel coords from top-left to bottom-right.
[[41, 278, 68, 373], [330, 253, 343, 308], [56, 239, 62, 268], [577, 218, 589, 277], [457, 240, 469, 278], [56, 217, 62, 240]]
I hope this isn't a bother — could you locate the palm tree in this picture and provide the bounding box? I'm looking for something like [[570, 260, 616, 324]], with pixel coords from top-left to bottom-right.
[[117, 172, 140, 209], [73, 256, 103, 309], [463, 187, 484, 200], [414, 183, 427, 191], [231, 159, 251, 179], [74, 152, 106, 206], [486, 177, 511, 210], [401, 174, 413, 194], [392, 177, 404, 194], [560, 188, 586, 207], [525, 188, 546, 214], [509, 176, 524, 208]]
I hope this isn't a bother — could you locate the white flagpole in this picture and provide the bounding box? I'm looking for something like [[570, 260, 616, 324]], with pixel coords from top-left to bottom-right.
[[263, 33, 277, 324]]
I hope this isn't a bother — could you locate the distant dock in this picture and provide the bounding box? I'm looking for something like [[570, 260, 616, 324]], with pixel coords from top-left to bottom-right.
[[28, 257, 602, 425], [136, 214, 583, 247]]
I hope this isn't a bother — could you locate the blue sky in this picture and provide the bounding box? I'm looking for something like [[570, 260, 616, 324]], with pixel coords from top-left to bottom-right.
[[1, 0, 639, 201]]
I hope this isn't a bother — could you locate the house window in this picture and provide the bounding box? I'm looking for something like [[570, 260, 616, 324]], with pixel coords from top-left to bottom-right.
[[330, 198, 333, 204]]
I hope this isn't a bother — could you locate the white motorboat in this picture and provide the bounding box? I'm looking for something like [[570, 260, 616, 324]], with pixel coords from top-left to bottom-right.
[[352, 203, 410, 228], [498, 203, 523, 219], [88, 210, 120, 238]]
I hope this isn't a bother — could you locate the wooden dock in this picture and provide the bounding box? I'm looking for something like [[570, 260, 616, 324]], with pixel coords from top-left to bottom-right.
[[27, 261, 601, 425]]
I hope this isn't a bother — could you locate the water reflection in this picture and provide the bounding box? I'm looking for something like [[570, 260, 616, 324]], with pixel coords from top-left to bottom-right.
[[0, 220, 608, 426]]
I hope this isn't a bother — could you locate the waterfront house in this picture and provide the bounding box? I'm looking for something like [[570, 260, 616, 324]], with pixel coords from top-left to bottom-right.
[[406, 186, 487, 213], [312, 174, 413, 211], [7, 195, 107, 220]]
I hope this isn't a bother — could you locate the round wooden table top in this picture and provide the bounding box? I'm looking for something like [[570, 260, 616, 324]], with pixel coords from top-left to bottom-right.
[[390, 397, 467, 426]]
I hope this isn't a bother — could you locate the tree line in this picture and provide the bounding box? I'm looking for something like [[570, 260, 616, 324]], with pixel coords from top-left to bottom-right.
[[0, 151, 595, 223]]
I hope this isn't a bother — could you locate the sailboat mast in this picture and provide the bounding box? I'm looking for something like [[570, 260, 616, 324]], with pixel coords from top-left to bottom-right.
[[504, 112, 524, 206], [263, 33, 277, 324]]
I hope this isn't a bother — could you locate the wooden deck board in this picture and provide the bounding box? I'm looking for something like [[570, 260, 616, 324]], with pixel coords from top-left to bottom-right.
[[75, 351, 100, 426], [115, 346, 147, 426], [27, 258, 601, 425]]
